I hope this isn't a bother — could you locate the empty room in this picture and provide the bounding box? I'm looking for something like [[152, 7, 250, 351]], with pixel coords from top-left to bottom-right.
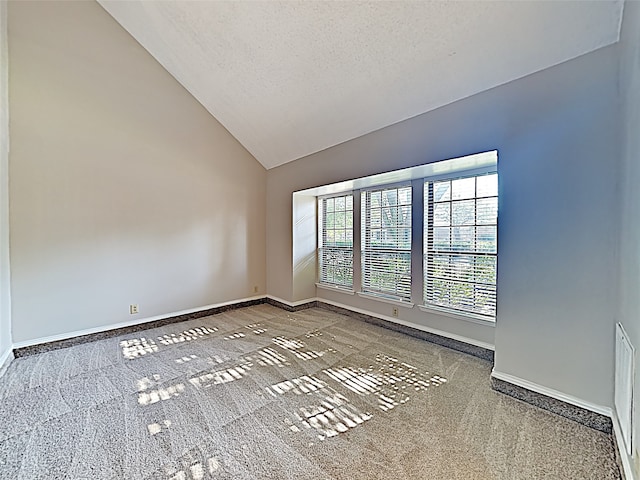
[[0, 0, 639, 479]]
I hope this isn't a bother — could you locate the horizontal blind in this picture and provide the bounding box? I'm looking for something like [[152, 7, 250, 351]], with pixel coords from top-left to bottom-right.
[[424, 173, 497, 319], [361, 186, 412, 302], [318, 194, 353, 288]]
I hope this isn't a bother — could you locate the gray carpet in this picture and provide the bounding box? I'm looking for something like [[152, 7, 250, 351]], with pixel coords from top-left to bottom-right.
[[0, 305, 620, 479]]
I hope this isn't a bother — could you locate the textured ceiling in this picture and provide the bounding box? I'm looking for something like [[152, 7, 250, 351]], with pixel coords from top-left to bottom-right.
[[98, 1, 623, 169]]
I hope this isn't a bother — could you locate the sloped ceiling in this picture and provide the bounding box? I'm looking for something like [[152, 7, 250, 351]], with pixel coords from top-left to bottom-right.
[[98, 1, 623, 169]]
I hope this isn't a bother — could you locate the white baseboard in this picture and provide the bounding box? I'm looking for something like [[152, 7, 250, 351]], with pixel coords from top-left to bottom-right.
[[0, 346, 13, 377], [613, 410, 637, 480], [12, 291, 485, 368], [317, 297, 495, 351], [265, 294, 494, 350], [491, 369, 612, 417], [13, 295, 265, 349], [265, 294, 319, 307]]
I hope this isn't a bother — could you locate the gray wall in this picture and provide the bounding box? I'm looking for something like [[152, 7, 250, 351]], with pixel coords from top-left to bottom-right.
[[617, 0, 640, 475], [8, 1, 266, 343], [267, 45, 619, 407], [0, 1, 12, 362]]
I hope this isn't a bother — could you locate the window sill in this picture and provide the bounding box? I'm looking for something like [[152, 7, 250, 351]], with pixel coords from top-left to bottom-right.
[[357, 292, 414, 308], [418, 305, 496, 326], [316, 283, 355, 295]]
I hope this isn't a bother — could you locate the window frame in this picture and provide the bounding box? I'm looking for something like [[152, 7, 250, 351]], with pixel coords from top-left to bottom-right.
[[307, 151, 498, 327], [360, 182, 413, 304], [317, 192, 355, 290], [422, 171, 498, 322]]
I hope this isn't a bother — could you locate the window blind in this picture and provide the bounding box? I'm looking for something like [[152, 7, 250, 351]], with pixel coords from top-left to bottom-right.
[[424, 173, 497, 319], [361, 186, 412, 302], [318, 194, 354, 288]]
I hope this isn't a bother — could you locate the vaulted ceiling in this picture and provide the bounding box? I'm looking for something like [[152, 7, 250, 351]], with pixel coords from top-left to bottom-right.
[[98, 1, 624, 169]]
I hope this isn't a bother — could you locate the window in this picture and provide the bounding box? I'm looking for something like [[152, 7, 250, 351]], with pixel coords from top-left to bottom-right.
[[424, 173, 498, 319], [308, 151, 498, 323], [361, 185, 412, 302], [318, 194, 354, 288]]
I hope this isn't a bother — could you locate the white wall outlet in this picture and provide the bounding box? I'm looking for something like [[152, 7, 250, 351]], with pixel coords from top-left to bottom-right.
[[253, 285, 259, 293], [130, 304, 139, 315], [392, 307, 399, 317]]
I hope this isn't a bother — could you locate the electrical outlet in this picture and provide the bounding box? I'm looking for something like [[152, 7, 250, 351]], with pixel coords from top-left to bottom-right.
[[130, 304, 139, 315], [253, 285, 259, 293], [392, 307, 399, 317]]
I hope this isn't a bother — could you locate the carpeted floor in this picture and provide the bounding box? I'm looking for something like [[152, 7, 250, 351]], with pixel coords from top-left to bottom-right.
[[0, 305, 621, 479]]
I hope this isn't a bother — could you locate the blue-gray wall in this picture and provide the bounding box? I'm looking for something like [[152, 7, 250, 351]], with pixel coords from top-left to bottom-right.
[[267, 43, 619, 409], [617, 0, 640, 475]]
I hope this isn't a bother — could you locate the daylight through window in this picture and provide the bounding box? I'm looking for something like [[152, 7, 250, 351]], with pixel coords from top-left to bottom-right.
[[318, 194, 354, 288], [361, 186, 412, 302], [424, 173, 498, 318], [313, 152, 497, 323]]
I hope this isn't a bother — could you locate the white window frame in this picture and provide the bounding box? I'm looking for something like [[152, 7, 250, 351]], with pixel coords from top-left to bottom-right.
[[306, 151, 498, 325], [360, 183, 413, 303], [422, 171, 498, 321], [317, 193, 354, 290]]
